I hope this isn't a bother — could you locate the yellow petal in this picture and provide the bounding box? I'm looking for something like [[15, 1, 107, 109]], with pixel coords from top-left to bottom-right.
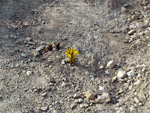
[[68, 54, 72, 58], [73, 50, 79, 56]]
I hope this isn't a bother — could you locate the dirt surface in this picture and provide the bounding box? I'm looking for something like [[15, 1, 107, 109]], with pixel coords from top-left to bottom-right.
[[1, 0, 150, 113]]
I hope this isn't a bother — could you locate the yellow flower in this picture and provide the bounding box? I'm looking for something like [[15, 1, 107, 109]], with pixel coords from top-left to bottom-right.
[[45, 43, 52, 51], [66, 47, 79, 65]]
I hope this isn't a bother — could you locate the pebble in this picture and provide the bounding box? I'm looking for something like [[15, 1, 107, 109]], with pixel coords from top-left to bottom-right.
[[106, 60, 114, 69], [34, 51, 40, 57], [134, 97, 140, 104], [42, 92, 47, 97], [127, 70, 135, 77], [105, 69, 110, 75], [117, 70, 126, 79], [96, 92, 111, 104], [134, 80, 141, 86], [128, 29, 136, 35], [21, 53, 28, 58], [73, 93, 82, 99], [99, 64, 104, 70], [36, 45, 45, 52], [41, 106, 48, 111], [112, 76, 117, 83], [70, 104, 77, 109], [61, 59, 66, 65], [85, 91, 95, 102], [80, 103, 89, 108], [26, 70, 32, 76], [26, 37, 32, 41], [129, 106, 135, 112], [74, 98, 83, 103], [99, 86, 105, 91]]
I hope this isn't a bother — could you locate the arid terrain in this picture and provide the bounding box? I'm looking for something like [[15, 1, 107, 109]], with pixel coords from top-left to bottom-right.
[[1, 0, 150, 113]]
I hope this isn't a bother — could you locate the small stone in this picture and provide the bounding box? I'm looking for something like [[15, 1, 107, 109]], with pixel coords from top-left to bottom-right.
[[73, 93, 82, 99], [121, 6, 126, 13], [91, 66, 96, 72], [105, 69, 110, 75], [117, 70, 126, 79], [106, 60, 114, 69], [99, 86, 105, 91], [41, 106, 48, 111], [26, 37, 32, 41], [134, 97, 140, 104], [80, 103, 89, 108], [129, 106, 135, 112], [128, 29, 136, 35], [34, 51, 40, 57], [117, 89, 123, 95], [21, 53, 28, 58], [42, 92, 47, 97], [26, 70, 32, 76], [36, 45, 45, 52], [61, 59, 66, 65], [85, 91, 95, 102], [112, 76, 117, 83], [99, 64, 104, 70], [74, 98, 83, 103], [70, 104, 77, 109], [96, 92, 111, 104], [127, 70, 135, 77], [134, 80, 141, 86]]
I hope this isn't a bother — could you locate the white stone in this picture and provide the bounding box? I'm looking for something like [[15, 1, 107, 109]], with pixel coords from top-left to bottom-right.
[[134, 80, 141, 86], [128, 29, 136, 35], [129, 106, 135, 111], [26, 71, 32, 76], [106, 60, 114, 69], [21, 53, 28, 58], [36, 45, 45, 52], [127, 70, 135, 77], [117, 70, 126, 79], [99, 86, 105, 91], [134, 97, 140, 104], [96, 92, 111, 103], [41, 106, 48, 111]]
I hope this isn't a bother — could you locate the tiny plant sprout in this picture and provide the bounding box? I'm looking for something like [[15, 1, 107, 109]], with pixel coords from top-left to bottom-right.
[[55, 42, 60, 50], [45, 43, 53, 51], [66, 47, 79, 66]]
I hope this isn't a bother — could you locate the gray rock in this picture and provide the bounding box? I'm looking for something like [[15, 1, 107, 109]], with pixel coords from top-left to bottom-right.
[[70, 104, 77, 109], [34, 51, 40, 57], [41, 106, 48, 111], [127, 70, 135, 77], [96, 92, 111, 104], [117, 70, 126, 79], [74, 98, 83, 103], [36, 45, 45, 52], [21, 53, 28, 58]]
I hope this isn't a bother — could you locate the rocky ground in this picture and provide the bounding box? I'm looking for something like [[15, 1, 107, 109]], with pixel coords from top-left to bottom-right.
[[1, 0, 150, 113]]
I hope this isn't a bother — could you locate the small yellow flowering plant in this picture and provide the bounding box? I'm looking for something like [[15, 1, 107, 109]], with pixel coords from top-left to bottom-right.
[[66, 47, 79, 65]]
